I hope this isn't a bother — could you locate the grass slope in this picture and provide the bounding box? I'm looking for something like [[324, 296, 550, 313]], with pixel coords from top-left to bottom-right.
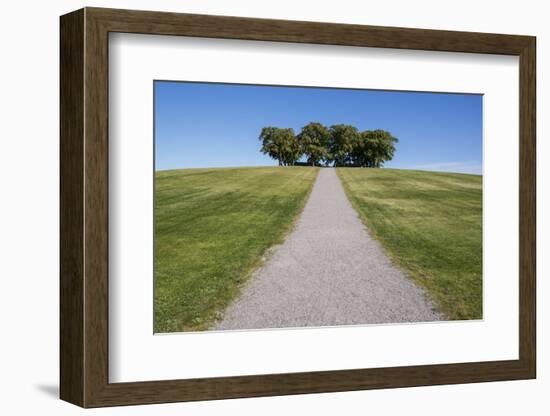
[[155, 166, 319, 333], [337, 168, 482, 320]]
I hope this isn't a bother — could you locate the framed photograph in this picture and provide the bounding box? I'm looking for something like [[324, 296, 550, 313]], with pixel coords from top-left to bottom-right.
[[60, 7, 536, 407]]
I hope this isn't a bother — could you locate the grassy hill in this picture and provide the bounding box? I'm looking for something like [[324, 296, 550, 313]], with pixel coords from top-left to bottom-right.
[[154, 166, 318, 333], [338, 168, 482, 320]]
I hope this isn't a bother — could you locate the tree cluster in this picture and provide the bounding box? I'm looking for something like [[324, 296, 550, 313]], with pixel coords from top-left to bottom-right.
[[259, 122, 398, 167]]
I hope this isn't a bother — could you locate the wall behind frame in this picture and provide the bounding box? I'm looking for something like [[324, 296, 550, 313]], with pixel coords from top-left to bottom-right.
[[0, 0, 545, 415]]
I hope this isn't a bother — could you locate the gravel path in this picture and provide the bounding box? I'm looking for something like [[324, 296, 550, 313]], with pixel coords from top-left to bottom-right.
[[215, 168, 441, 330]]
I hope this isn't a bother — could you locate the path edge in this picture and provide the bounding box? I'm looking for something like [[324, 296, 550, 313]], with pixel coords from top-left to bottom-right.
[[209, 167, 321, 329], [336, 168, 448, 320]]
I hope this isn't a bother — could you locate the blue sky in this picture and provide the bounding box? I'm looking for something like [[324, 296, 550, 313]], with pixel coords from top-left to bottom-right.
[[155, 81, 482, 174]]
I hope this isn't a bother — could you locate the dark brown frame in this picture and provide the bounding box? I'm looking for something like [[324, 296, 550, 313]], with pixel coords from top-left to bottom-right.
[[60, 7, 536, 408]]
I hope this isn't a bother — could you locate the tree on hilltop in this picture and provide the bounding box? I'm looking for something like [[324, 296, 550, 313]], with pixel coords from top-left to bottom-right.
[[328, 124, 360, 167], [352, 129, 398, 167], [259, 127, 301, 166], [297, 122, 331, 166]]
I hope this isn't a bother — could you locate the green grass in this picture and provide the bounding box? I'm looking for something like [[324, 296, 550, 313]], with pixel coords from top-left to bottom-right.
[[154, 166, 319, 333], [337, 168, 482, 320]]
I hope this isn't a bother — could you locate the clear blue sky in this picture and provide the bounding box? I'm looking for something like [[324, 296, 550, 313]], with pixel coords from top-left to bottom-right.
[[155, 81, 482, 174]]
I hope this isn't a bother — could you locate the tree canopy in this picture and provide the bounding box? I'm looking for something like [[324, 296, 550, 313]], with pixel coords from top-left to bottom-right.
[[327, 124, 361, 167], [259, 122, 398, 168], [351, 130, 399, 168], [296, 122, 331, 166], [259, 127, 301, 166]]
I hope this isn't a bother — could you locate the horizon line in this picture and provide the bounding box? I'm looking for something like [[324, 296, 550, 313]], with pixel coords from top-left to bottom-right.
[[155, 165, 482, 176]]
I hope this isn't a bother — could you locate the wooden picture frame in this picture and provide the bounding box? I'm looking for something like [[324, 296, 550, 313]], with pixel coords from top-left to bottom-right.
[[60, 7, 536, 408]]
